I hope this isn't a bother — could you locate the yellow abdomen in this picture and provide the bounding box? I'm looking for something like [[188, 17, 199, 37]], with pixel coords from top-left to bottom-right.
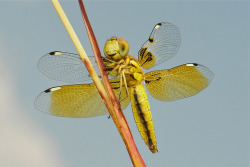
[[130, 83, 157, 153]]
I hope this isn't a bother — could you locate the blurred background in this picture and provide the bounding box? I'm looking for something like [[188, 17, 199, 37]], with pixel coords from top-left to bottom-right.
[[0, 1, 248, 167]]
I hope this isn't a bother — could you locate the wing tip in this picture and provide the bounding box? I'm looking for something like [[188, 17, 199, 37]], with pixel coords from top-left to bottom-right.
[[49, 51, 62, 55], [44, 87, 62, 93]]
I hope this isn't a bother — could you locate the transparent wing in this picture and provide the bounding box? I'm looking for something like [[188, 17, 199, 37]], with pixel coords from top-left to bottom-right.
[[144, 63, 213, 101], [34, 78, 131, 118], [138, 22, 181, 69], [38, 51, 100, 83]]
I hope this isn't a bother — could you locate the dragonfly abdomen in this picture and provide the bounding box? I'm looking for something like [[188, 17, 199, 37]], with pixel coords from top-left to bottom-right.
[[130, 84, 157, 153]]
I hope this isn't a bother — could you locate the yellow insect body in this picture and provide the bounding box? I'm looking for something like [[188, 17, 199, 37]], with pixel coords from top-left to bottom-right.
[[130, 84, 157, 153], [104, 53, 158, 153]]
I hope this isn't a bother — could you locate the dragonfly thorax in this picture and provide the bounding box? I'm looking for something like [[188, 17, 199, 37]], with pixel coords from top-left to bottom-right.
[[105, 56, 144, 87], [126, 57, 144, 86]]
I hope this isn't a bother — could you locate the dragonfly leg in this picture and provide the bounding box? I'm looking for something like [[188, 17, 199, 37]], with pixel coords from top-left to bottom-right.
[[118, 69, 129, 103], [118, 71, 124, 102], [122, 70, 129, 98]]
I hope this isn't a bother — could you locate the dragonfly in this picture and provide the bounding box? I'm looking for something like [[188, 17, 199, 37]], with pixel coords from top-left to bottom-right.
[[35, 22, 213, 153]]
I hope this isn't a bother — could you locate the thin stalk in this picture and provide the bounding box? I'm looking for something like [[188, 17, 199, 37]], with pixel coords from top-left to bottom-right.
[[50, 0, 114, 113], [51, 0, 145, 166], [77, 1, 146, 166]]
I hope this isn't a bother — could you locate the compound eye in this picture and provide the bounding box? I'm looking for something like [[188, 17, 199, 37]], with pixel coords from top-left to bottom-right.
[[117, 38, 129, 57]]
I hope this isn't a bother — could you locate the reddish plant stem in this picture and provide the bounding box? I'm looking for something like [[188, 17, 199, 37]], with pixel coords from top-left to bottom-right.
[[78, 1, 146, 166]]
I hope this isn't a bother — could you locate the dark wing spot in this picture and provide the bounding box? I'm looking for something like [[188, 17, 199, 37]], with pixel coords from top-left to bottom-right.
[[44, 88, 51, 93], [156, 23, 162, 26], [49, 51, 56, 55], [145, 80, 150, 84], [193, 63, 198, 66], [149, 37, 154, 43]]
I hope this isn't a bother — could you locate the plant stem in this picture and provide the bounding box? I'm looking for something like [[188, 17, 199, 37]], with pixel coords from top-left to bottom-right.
[[51, 0, 146, 166], [77, 1, 146, 166]]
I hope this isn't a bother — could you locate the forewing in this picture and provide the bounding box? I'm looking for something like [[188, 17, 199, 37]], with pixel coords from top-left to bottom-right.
[[144, 63, 213, 101], [34, 79, 130, 118], [38, 51, 99, 83], [138, 22, 181, 69]]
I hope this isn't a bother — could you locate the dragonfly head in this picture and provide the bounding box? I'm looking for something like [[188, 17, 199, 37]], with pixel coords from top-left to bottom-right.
[[104, 37, 129, 61]]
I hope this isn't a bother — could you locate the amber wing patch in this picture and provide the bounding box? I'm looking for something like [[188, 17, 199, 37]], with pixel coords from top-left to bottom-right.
[[144, 63, 213, 101], [138, 22, 181, 70]]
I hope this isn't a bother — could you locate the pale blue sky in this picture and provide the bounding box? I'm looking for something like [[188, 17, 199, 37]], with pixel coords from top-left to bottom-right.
[[0, 1, 249, 167]]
